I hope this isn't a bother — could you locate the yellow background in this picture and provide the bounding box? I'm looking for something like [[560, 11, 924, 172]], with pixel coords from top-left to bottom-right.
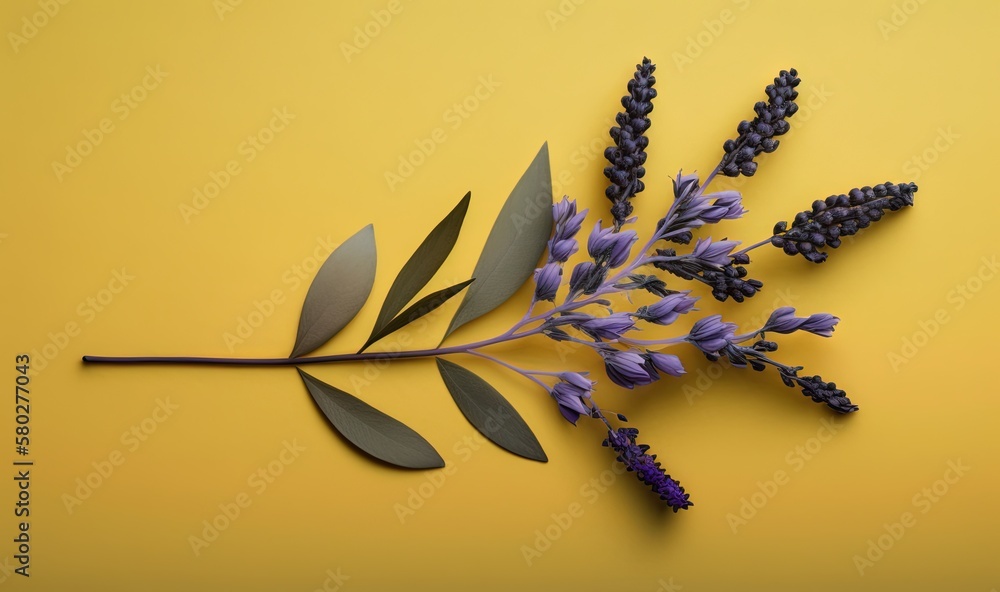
[[1, 0, 997, 589]]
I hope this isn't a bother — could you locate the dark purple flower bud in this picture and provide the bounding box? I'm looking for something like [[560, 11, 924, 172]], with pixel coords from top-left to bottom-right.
[[533, 262, 562, 302], [762, 307, 839, 337], [634, 292, 698, 325], [699, 191, 746, 223], [646, 351, 685, 377], [690, 238, 740, 267], [604, 58, 657, 230], [602, 427, 692, 511], [575, 312, 636, 341], [770, 182, 917, 263], [601, 349, 657, 389], [687, 315, 737, 354], [587, 221, 638, 268], [719, 68, 800, 178]]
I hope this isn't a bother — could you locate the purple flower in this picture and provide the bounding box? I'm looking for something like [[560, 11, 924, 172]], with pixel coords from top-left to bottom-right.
[[548, 197, 587, 263], [690, 238, 740, 267], [687, 315, 736, 354], [551, 372, 594, 424], [587, 221, 638, 268], [603, 427, 692, 511], [763, 307, 839, 337], [533, 262, 562, 302], [575, 312, 636, 341], [601, 349, 657, 389], [699, 191, 745, 223], [646, 352, 685, 377], [634, 292, 698, 325]]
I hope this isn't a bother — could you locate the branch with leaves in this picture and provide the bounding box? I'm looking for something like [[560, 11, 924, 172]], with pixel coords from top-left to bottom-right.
[[83, 60, 916, 510]]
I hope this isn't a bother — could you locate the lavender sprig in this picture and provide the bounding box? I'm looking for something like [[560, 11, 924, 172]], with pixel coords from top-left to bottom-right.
[[604, 57, 657, 230], [719, 68, 800, 177], [770, 182, 918, 263]]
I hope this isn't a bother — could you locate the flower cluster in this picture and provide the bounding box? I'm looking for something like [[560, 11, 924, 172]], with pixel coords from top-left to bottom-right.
[[519, 61, 910, 508], [770, 182, 918, 263], [604, 57, 657, 229]]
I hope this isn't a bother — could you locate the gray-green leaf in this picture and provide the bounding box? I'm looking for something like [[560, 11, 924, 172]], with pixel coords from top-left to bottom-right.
[[442, 144, 552, 340], [358, 279, 474, 352], [365, 193, 470, 350], [435, 358, 547, 462], [290, 224, 376, 359], [298, 369, 444, 469]]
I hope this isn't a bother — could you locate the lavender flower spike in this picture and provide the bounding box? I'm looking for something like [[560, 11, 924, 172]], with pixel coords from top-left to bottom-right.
[[604, 57, 657, 229], [762, 306, 839, 337], [533, 262, 562, 302], [719, 68, 800, 177], [687, 315, 737, 354], [588, 221, 638, 268], [603, 427, 692, 511], [771, 182, 917, 263], [634, 292, 698, 325]]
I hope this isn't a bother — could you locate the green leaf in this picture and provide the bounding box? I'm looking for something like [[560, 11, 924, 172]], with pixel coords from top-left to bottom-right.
[[435, 358, 547, 462], [365, 192, 470, 349], [358, 279, 474, 352], [290, 224, 376, 359], [298, 369, 444, 469], [442, 144, 552, 340]]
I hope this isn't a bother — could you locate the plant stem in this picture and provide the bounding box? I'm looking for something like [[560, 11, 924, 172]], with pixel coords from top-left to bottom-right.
[[82, 326, 545, 367]]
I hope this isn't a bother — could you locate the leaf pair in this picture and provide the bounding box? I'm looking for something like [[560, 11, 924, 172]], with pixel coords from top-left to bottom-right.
[[299, 361, 545, 469], [289, 193, 471, 360]]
